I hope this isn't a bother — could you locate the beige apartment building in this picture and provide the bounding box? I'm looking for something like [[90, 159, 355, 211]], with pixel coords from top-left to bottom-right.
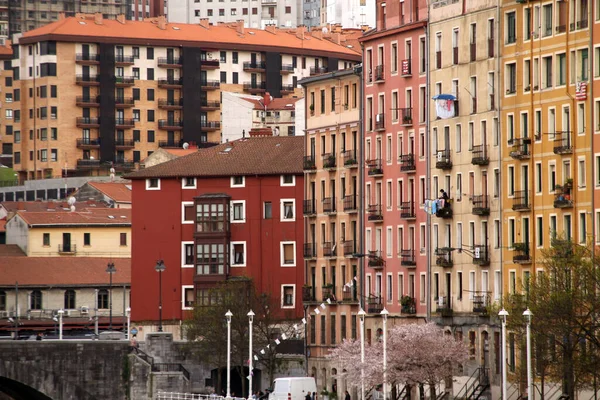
[[429, 0, 502, 387], [300, 68, 362, 397]]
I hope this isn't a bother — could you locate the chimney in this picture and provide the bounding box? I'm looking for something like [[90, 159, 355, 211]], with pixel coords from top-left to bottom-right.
[[116, 14, 126, 24], [334, 23, 342, 33], [249, 127, 273, 137], [94, 12, 103, 25], [58, 12, 66, 20], [331, 32, 341, 45], [263, 92, 272, 107], [295, 25, 306, 40], [157, 15, 167, 30], [265, 24, 276, 34], [311, 27, 322, 40], [199, 18, 210, 29], [236, 19, 244, 34], [361, 24, 370, 32], [17, 202, 24, 211]]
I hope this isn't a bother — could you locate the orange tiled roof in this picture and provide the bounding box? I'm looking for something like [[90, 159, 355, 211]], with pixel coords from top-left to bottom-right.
[[1, 200, 108, 213], [0, 40, 12, 57], [20, 16, 361, 60], [243, 97, 301, 111], [14, 208, 131, 227], [0, 220, 5, 232], [88, 181, 132, 203], [127, 136, 303, 179], [163, 148, 198, 157]]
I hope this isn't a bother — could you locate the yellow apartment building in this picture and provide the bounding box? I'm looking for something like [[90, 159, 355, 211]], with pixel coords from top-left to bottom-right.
[[300, 68, 362, 397]]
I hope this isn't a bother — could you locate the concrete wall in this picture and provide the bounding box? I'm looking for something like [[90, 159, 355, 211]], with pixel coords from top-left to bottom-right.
[[4, 214, 28, 254], [222, 92, 257, 143]]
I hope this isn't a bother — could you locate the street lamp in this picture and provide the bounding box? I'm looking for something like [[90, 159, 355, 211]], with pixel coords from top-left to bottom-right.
[[247, 310, 255, 400], [225, 310, 233, 400], [57, 309, 64, 340], [499, 309, 509, 400], [106, 262, 116, 331], [358, 308, 366, 400], [155, 260, 166, 332], [126, 307, 132, 340], [380, 308, 389, 400], [523, 309, 533, 400]]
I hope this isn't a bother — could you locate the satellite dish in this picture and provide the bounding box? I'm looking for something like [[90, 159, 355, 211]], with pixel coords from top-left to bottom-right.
[[68, 196, 76, 206], [322, 27, 328, 33], [182, 142, 189, 149], [70, 205, 76, 212]]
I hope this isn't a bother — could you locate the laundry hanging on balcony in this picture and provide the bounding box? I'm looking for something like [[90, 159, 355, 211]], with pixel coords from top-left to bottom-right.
[[432, 93, 456, 120]]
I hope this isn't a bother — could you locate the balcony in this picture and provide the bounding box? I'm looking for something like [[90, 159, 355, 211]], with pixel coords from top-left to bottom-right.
[[157, 57, 182, 68], [399, 154, 416, 172], [435, 202, 453, 219], [436, 297, 453, 317], [367, 204, 383, 222], [473, 245, 490, 266], [472, 293, 490, 315], [343, 195, 357, 213], [343, 240, 356, 257], [243, 61, 266, 72], [76, 75, 100, 86], [115, 118, 135, 129], [401, 296, 417, 314], [115, 55, 134, 65], [472, 195, 490, 216], [553, 135, 573, 155], [113, 159, 135, 171], [280, 84, 295, 94], [302, 286, 316, 303], [400, 201, 416, 219], [512, 190, 530, 211], [310, 66, 328, 76], [158, 99, 183, 110], [115, 139, 135, 149], [243, 81, 267, 93], [76, 96, 100, 107], [159, 78, 184, 88], [401, 59, 411, 76], [303, 199, 316, 215], [323, 242, 336, 258], [554, 184, 573, 208], [367, 159, 383, 176], [115, 76, 135, 86], [508, 138, 531, 160], [321, 153, 337, 169], [367, 296, 383, 314], [200, 121, 221, 131], [435, 248, 453, 267], [375, 113, 385, 131], [115, 97, 135, 108], [435, 149, 452, 169], [512, 243, 531, 264], [400, 249, 416, 267], [303, 156, 316, 171], [342, 150, 358, 167], [281, 64, 294, 74], [374, 65, 384, 82], [58, 244, 77, 254], [77, 159, 101, 169], [76, 117, 100, 128], [158, 140, 184, 148], [76, 138, 101, 149], [201, 59, 220, 69], [556, 24, 567, 34], [471, 144, 489, 165], [321, 286, 334, 301], [399, 108, 413, 126], [342, 289, 358, 303], [199, 100, 220, 111], [322, 197, 336, 214], [368, 250, 384, 269], [158, 119, 183, 130], [303, 243, 316, 259], [75, 53, 99, 64]]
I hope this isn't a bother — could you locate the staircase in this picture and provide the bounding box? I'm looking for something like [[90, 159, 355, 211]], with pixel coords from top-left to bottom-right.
[[454, 367, 490, 400]]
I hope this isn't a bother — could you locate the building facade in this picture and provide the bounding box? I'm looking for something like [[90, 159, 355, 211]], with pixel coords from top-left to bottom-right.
[[127, 136, 305, 335], [3, 14, 360, 181], [322, 0, 375, 29]]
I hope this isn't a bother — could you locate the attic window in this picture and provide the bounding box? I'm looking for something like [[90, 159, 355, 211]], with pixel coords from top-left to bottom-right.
[[347, 45, 353, 48], [223, 147, 233, 152], [173, 26, 180, 30], [108, 215, 115, 219], [79, 21, 86, 25], [248, 31, 255, 35]]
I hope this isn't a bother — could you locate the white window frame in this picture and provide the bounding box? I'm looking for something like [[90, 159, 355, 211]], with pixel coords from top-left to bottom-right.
[[230, 241, 247, 267], [182, 241, 194, 268], [281, 284, 296, 308], [280, 241, 297, 267], [145, 178, 161, 190], [181, 201, 194, 224], [280, 174, 296, 187], [182, 285, 194, 310], [230, 175, 245, 188], [280, 199, 296, 221], [182, 177, 197, 189], [231, 200, 246, 223]]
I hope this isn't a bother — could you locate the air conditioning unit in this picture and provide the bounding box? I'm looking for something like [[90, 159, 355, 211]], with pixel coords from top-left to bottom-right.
[[81, 306, 89, 315], [64, 310, 72, 317], [0, 311, 8, 318]]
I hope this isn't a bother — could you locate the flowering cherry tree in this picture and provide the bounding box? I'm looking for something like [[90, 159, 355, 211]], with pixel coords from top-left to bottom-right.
[[328, 323, 468, 396]]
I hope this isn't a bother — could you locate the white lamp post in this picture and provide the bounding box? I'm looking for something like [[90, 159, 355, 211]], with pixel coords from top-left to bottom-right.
[[226, 310, 233, 400], [380, 308, 389, 400], [523, 309, 533, 400], [358, 308, 366, 400], [499, 309, 509, 400], [247, 310, 255, 400], [57, 309, 64, 340], [126, 307, 132, 340]]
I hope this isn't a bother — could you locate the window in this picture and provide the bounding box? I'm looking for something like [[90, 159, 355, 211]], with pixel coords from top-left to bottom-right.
[[120, 232, 127, 246], [43, 233, 50, 246], [281, 199, 295, 221], [147, 130, 155, 142], [281, 175, 295, 186], [281, 242, 296, 266], [98, 289, 109, 309], [543, 56, 553, 88], [231, 176, 245, 187], [196, 202, 228, 233], [220, 51, 227, 62], [0, 291, 5, 311], [232, 52, 238, 64], [133, 88, 140, 100], [146, 178, 160, 190], [132, 47, 140, 59], [84, 232, 91, 246], [133, 68, 140, 79], [147, 88, 155, 101], [30, 290, 42, 310], [264, 202, 272, 219], [231, 242, 247, 266], [51, 85, 57, 98], [182, 177, 196, 189], [182, 202, 195, 224], [557, 53, 566, 85], [506, 11, 516, 44], [133, 109, 141, 122], [64, 289, 76, 309], [232, 200, 246, 223], [196, 243, 227, 275], [182, 286, 194, 309]]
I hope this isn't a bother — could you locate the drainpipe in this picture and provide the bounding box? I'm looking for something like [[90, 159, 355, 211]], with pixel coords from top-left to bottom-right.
[[355, 63, 365, 311], [425, 22, 431, 322], [495, 3, 503, 308]]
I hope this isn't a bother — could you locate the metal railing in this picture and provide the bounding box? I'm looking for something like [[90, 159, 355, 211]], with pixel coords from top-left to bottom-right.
[[157, 57, 182, 66], [367, 204, 383, 221], [512, 190, 530, 211], [473, 245, 490, 266], [304, 243, 316, 259], [435, 248, 453, 267], [159, 78, 184, 86], [399, 107, 413, 125], [508, 137, 531, 159], [375, 113, 385, 130], [322, 153, 336, 168], [471, 144, 489, 165], [400, 249, 416, 266], [374, 64, 384, 81], [303, 155, 316, 170], [399, 153, 416, 172], [367, 159, 383, 175], [471, 194, 490, 215], [76, 53, 99, 62], [435, 149, 452, 169], [343, 240, 355, 256], [553, 136, 573, 154], [400, 201, 416, 219], [343, 195, 357, 212], [303, 199, 316, 215], [322, 242, 336, 257], [342, 149, 357, 166], [76, 138, 101, 147], [322, 197, 336, 213], [58, 244, 76, 253], [243, 61, 266, 70], [367, 296, 383, 313]]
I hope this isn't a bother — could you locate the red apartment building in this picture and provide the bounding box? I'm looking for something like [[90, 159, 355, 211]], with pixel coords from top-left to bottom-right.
[[127, 136, 304, 333], [360, 0, 428, 334]]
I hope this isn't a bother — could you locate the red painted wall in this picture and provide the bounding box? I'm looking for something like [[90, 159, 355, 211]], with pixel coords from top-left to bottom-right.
[[131, 174, 305, 324]]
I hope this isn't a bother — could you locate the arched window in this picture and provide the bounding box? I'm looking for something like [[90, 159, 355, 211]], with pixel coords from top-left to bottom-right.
[[30, 290, 42, 310], [64, 289, 76, 309], [98, 289, 109, 309], [0, 291, 6, 311]]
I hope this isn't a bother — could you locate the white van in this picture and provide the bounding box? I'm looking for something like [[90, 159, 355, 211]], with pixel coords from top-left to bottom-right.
[[268, 377, 317, 400]]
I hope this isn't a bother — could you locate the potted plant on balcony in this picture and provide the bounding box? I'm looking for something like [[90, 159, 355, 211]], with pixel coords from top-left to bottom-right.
[[564, 178, 573, 189], [302, 285, 313, 301], [400, 295, 415, 313], [344, 157, 357, 166], [326, 154, 336, 168], [309, 104, 315, 115], [402, 115, 412, 124], [513, 242, 528, 252]]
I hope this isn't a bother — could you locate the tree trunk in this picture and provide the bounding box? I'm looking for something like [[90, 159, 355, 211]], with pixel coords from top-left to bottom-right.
[[428, 381, 436, 400], [218, 368, 223, 396], [563, 342, 575, 400]]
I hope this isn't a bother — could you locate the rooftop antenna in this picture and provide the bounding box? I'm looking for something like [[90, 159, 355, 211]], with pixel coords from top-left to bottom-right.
[[68, 196, 76, 212]]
